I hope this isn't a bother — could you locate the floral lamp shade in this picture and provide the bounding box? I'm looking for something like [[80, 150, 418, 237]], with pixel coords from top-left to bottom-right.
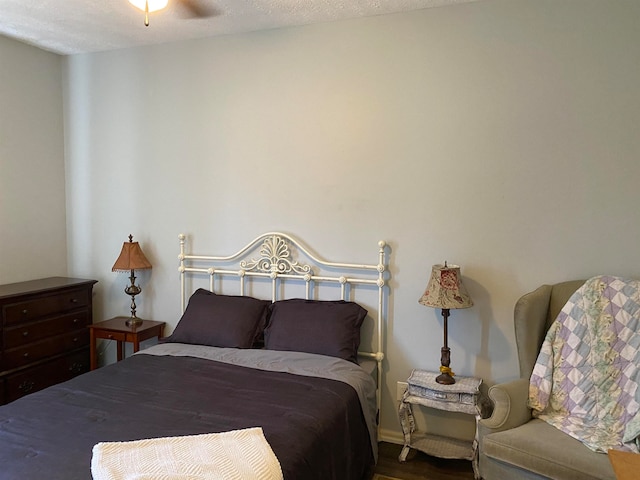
[[419, 263, 473, 310]]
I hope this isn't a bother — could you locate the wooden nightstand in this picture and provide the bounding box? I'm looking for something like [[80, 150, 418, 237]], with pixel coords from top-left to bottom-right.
[[398, 369, 491, 479], [88, 317, 165, 370]]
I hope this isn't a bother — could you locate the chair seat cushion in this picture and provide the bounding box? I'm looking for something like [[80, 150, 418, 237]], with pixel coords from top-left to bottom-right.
[[483, 419, 615, 480]]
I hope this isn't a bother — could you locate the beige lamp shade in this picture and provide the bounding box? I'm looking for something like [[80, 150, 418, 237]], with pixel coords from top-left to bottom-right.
[[419, 263, 472, 310], [112, 237, 152, 272]]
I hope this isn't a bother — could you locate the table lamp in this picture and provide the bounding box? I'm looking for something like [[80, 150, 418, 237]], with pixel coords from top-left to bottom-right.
[[419, 262, 473, 384], [112, 234, 152, 327]]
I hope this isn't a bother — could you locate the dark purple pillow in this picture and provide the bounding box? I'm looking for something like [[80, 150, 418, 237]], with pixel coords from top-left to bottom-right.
[[264, 299, 368, 363], [164, 289, 270, 348]]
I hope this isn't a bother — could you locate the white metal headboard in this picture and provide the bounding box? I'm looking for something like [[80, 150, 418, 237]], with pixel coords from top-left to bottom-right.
[[178, 232, 388, 421]]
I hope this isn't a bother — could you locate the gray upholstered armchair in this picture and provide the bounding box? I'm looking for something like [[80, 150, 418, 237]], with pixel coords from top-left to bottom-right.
[[478, 280, 617, 480]]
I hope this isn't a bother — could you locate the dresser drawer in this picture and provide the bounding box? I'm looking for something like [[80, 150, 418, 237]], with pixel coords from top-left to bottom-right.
[[93, 329, 127, 342], [3, 329, 89, 370], [4, 311, 89, 349], [3, 287, 90, 325], [5, 348, 90, 403]]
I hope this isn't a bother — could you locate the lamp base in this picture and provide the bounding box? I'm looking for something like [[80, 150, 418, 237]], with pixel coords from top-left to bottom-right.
[[436, 371, 456, 385], [124, 274, 143, 328], [125, 316, 143, 328], [437, 343, 456, 384]]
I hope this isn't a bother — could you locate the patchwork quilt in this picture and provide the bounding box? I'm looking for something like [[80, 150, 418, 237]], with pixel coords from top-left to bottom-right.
[[528, 275, 640, 453]]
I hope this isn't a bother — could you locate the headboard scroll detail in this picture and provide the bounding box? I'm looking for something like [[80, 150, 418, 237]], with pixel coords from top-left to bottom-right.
[[240, 235, 312, 276]]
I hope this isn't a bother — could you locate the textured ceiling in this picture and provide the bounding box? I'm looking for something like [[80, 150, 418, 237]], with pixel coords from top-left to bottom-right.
[[0, 0, 479, 55]]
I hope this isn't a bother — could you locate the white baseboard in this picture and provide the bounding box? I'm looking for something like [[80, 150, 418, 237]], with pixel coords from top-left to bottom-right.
[[378, 428, 403, 445]]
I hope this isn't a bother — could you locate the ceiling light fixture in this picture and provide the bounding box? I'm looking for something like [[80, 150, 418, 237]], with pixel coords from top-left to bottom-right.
[[128, 0, 169, 26]]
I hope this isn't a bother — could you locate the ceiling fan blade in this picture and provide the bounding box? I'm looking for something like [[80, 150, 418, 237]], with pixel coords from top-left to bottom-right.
[[178, 0, 219, 18]]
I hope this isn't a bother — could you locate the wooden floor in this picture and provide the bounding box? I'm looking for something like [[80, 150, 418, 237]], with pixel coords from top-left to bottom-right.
[[374, 442, 475, 480]]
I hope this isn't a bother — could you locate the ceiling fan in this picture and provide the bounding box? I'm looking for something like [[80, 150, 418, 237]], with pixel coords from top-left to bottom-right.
[[128, 0, 218, 26]]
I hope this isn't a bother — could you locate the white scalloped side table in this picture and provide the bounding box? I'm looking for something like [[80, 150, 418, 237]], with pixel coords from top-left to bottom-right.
[[398, 370, 490, 479]]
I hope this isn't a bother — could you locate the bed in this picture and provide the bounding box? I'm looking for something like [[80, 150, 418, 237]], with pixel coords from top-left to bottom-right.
[[0, 232, 389, 480]]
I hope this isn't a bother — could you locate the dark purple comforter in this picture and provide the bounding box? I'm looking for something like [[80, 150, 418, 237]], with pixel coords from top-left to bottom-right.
[[0, 353, 374, 479]]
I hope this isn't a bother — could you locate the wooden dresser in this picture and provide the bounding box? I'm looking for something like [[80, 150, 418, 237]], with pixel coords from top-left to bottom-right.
[[0, 277, 97, 405]]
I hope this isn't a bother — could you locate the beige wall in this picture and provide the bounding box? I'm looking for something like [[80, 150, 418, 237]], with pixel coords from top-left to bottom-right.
[[0, 0, 635, 440], [0, 35, 67, 285]]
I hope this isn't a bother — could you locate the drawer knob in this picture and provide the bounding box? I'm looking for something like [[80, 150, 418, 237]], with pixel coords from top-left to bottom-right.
[[73, 337, 78, 342], [19, 380, 35, 393], [70, 298, 78, 303], [108, 334, 114, 339], [22, 331, 29, 337], [73, 318, 79, 323], [23, 352, 29, 358], [69, 362, 84, 374], [22, 309, 28, 315]]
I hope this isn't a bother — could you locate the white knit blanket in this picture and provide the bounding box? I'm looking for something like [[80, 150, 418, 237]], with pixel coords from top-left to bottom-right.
[[91, 427, 283, 480]]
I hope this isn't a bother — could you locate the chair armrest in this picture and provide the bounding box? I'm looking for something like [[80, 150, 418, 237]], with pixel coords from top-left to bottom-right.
[[479, 378, 532, 433]]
